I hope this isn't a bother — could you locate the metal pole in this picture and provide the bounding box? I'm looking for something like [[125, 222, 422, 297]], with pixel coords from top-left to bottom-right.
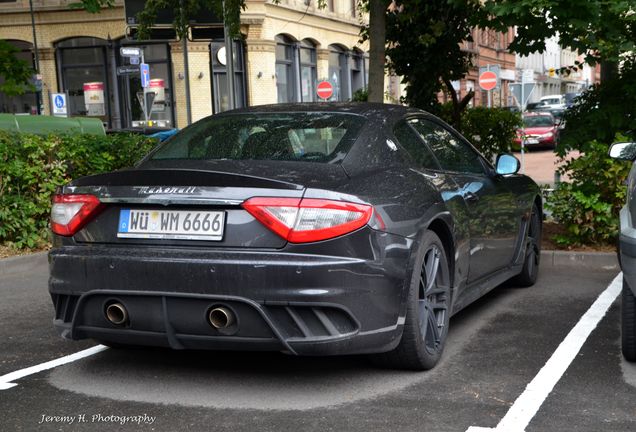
[[182, 35, 192, 125], [487, 64, 491, 108], [28, 0, 41, 115], [223, 0, 236, 110], [180, 0, 192, 125]]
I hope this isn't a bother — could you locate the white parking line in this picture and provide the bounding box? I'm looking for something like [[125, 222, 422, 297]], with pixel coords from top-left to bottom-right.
[[467, 272, 622, 432], [0, 345, 108, 390]]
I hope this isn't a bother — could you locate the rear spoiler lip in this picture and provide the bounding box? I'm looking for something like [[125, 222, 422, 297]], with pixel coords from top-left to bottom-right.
[[68, 168, 304, 190]]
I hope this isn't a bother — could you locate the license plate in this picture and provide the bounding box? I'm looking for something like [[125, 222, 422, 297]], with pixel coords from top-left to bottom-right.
[[117, 209, 225, 241], [525, 138, 539, 144]]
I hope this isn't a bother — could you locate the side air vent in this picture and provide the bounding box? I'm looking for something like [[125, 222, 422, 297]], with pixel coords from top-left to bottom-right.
[[267, 305, 358, 340]]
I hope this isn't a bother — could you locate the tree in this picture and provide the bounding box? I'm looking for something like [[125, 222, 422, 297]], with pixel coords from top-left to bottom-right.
[[482, 0, 636, 149], [483, 0, 636, 84], [383, 0, 480, 127], [0, 40, 34, 97], [365, 0, 389, 103], [74, 0, 244, 39]]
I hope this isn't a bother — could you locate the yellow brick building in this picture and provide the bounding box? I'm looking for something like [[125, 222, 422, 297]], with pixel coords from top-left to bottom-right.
[[0, 0, 372, 130]]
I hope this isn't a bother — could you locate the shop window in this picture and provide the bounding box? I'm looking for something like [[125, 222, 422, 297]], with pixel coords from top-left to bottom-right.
[[56, 37, 110, 126], [116, 42, 174, 128], [211, 39, 247, 113], [350, 49, 366, 96], [328, 45, 349, 101], [0, 40, 37, 114], [300, 40, 317, 102], [275, 34, 297, 103]]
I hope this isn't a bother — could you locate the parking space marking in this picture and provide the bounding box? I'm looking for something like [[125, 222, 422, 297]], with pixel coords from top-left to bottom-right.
[[0, 345, 108, 390], [467, 272, 622, 432]]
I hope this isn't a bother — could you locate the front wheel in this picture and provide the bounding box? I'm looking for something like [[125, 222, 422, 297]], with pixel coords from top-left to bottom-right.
[[376, 230, 451, 370], [622, 279, 636, 362]]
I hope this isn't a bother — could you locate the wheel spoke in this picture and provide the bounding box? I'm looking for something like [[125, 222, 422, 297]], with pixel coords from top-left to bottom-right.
[[424, 248, 440, 293], [427, 307, 440, 345]]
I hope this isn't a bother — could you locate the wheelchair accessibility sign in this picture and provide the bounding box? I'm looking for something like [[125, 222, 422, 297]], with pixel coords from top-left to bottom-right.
[[51, 93, 68, 117]]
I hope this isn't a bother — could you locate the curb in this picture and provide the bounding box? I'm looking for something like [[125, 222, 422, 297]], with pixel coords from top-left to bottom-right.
[[0, 251, 48, 276], [541, 250, 619, 270]]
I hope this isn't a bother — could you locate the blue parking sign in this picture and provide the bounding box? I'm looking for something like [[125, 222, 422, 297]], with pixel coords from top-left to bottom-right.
[[140, 63, 150, 88], [50, 93, 67, 117]]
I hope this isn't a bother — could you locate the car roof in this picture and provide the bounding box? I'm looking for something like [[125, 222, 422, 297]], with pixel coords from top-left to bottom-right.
[[219, 102, 422, 123]]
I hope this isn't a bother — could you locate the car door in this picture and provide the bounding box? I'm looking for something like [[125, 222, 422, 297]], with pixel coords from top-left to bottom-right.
[[407, 117, 520, 283]]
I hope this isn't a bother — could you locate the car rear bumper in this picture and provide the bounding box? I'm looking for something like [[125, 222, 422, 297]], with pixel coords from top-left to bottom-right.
[[49, 232, 412, 356], [619, 206, 636, 294]]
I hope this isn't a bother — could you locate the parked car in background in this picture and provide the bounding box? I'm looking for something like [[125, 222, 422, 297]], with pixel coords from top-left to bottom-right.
[[609, 141, 636, 362], [537, 94, 566, 110], [48, 103, 542, 371], [513, 112, 559, 150]]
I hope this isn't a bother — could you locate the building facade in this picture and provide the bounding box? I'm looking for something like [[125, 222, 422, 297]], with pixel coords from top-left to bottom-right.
[[0, 0, 369, 129]]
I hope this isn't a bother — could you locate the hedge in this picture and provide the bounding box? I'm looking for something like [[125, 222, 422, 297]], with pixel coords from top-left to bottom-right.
[[0, 132, 157, 248]]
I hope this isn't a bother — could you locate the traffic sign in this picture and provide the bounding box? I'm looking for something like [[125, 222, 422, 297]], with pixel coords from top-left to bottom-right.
[[140, 63, 150, 88], [50, 93, 68, 117], [120, 47, 142, 57], [479, 71, 498, 91], [117, 65, 140, 75], [317, 80, 333, 100]]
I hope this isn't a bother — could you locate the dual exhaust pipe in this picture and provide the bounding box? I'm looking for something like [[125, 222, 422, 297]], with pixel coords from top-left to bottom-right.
[[104, 302, 236, 330], [105, 302, 128, 326], [208, 306, 235, 329]]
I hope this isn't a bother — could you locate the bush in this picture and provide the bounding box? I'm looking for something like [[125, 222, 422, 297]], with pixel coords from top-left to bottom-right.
[[0, 132, 157, 248], [439, 105, 521, 161], [545, 138, 631, 246]]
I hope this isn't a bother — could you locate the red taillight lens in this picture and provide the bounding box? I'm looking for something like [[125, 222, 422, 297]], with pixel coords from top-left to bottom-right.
[[51, 194, 103, 236], [242, 197, 373, 243]]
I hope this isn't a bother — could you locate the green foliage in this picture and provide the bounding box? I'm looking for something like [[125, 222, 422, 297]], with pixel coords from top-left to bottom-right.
[[351, 87, 368, 102], [483, 0, 636, 65], [0, 132, 157, 248], [384, 0, 480, 112], [546, 138, 631, 246], [558, 55, 636, 156], [74, 0, 246, 39], [0, 40, 35, 96], [439, 105, 521, 161]]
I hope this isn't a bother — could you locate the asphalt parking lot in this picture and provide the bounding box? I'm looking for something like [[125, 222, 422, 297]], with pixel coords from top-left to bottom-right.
[[1, 255, 634, 432]]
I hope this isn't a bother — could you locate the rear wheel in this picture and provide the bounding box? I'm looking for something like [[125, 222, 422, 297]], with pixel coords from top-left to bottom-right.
[[377, 230, 451, 370], [513, 203, 541, 287], [622, 279, 636, 362]]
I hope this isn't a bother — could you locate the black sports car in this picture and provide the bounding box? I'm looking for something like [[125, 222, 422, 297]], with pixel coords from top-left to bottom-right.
[[49, 103, 542, 370]]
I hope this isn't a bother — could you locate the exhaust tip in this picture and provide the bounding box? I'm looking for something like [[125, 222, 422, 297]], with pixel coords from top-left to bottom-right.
[[105, 302, 128, 326], [208, 306, 235, 329]]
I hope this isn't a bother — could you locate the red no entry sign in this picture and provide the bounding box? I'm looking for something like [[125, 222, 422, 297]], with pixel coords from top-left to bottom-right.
[[317, 81, 334, 100], [479, 71, 498, 91]]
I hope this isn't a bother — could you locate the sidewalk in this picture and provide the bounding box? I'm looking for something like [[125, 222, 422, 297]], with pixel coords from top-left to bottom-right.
[[515, 149, 580, 187]]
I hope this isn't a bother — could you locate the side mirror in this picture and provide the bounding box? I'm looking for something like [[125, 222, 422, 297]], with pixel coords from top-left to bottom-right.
[[496, 154, 520, 175], [609, 142, 636, 161]]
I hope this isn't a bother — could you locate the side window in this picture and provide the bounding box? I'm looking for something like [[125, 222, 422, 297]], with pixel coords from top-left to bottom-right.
[[409, 119, 485, 174], [393, 121, 440, 170]]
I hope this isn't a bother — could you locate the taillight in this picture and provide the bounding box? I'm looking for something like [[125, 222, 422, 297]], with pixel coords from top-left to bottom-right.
[[51, 194, 103, 236], [242, 197, 373, 243]]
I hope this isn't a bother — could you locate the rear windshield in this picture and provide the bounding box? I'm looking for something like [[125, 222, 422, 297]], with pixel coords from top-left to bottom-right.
[[523, 116, 554, 127], [149, 112, 366, 163]]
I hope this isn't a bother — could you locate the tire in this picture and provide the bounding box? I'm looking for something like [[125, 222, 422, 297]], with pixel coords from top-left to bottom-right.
[[376, 230, 451, 370], [512, 203, 541, 287], [622, 279, 636, 362]]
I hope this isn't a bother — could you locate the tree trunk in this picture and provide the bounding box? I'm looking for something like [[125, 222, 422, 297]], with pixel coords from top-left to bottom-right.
[[600, 60, 618, 84], [367, 0, 387, 103]]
